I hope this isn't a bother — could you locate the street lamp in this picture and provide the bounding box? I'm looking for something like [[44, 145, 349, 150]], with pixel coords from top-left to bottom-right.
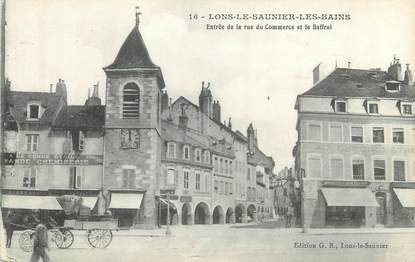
[[165, 192, 171, 236]]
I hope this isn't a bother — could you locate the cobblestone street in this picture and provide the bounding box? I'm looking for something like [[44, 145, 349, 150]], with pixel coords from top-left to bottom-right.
[[5, 221, 415, 262]]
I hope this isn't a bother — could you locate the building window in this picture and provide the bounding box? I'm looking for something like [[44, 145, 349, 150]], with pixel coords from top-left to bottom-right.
[[374, 160, 385, 180], [183, 170, 189, 189], [214, 180, 219, 194], [368, 102, 379, 114], [224, 160, 228, 174], [393, 160, 405, 181], [219, 158, 223, 173], [213, 156, 218, 172], [122, 168, 136, 188], [182, 145, 190, 160], [166, 168, 176, 185], [335, 101, 347, 113], [220, 181, 224, 195], [308, 155, 321, 178], [79, 131, 85, 151], [28, 104, 40, 120], [229, 182, 233, 195], [385, 81, 400, 92], [329, 125, 342, 142], [401, 103, 412, 115], [194, 148, 201, 162], [225, 182, 229, 195], [167, 142, 176, 158], [195, 172, 201, 190], [69, 166, 83, 189], [330, 157, 343, 179], [373, 127, 384, 143], [247, 168, 251, 180], [120, 129, 140, 149], [229, 160, 233, 174], [352, 159, 365, 180], [23, 167, 37, 188], [351, 127, 363, 143], [204, 150, 210, 163], [392, 128, 404, 144], [26, 134, 39, 152], [123, 83, 140, 118], [308, 124, 321, 141]]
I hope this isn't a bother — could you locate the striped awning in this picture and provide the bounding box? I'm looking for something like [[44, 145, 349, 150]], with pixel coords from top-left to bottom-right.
[[109, 193, 143, 209], [393, 188, 415, 207], [321, 188, 379, 207]]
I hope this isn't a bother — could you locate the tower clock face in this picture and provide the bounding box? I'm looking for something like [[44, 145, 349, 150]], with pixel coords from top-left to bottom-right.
[[121, 129, 140, 149]]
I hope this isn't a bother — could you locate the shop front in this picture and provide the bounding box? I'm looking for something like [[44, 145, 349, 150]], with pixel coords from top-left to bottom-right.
[[320, 187, 379, 228], [108, 192, 144, 228], [391, 187, 415, 227]]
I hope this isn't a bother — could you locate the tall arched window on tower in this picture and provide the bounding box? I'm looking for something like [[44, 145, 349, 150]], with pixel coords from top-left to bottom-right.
[[123, 83, 140, 118]]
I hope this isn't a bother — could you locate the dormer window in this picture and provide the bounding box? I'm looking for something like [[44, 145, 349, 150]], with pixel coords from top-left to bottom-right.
[[334, 99, 347, 113], [367, 101, 379, 115], [182, 145, 190, 160], [385, 81, 400, 92], [400, 101, 413, 116], [27, 102, 42, 120]]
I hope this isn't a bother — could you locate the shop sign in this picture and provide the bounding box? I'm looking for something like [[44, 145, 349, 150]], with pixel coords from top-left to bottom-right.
[[180, 196, 192, 203], [321, 180, 369, 188], [7, 153, 103, 166]]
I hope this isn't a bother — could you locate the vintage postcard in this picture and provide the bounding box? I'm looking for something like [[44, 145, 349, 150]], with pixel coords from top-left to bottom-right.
[[0, 0, 414, 261]]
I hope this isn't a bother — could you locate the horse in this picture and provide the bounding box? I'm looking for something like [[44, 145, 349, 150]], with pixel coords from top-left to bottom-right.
[[4, 210, 34, 248]]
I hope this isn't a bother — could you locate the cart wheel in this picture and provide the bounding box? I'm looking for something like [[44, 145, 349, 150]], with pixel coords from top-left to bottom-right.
[[18, 229, 35, 252], [57, 229, 74, 249], [87, 229, 112, 248], [48, 228, 63, 248]]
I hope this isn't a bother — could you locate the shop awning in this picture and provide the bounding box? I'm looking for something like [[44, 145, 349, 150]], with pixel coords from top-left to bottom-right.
[[109, 193, 143, 209], [159, 198, 177, 210], [81, 197, 98, 209], [393, 188, 415, 207], [1, 195, 62, 210], [321, 188, 379, 207]]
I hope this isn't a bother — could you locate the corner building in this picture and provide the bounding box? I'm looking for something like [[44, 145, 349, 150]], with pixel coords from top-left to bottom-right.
[[294, 58, 415, 228]]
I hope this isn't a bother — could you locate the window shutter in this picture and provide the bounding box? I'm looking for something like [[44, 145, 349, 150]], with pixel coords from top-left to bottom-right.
[[79, 131, 85, 151], [69, 167, 75, 188]]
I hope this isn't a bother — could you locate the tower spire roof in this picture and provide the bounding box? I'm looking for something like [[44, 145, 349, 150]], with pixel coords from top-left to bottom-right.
[[105, 7, 158, 70]]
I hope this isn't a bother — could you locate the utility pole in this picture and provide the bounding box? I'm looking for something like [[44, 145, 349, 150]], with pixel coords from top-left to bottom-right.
[[165, 192, 171, 235]]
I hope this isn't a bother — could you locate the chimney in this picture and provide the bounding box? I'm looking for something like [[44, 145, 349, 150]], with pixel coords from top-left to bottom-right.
[[85, 82, 101, 106], [212, 100, 221, 122], [55, 78, 67, 99], [387, 55, 403, 81], [199, 81, 212, 117], [161, 90, 169, 112], [312, 63, 321, 84], [167, 98, 173, 121], [404, 64, 413, 86], [228, 117, 232, 129], [347, 62, 351, 68], [178, 103, 188, 131]]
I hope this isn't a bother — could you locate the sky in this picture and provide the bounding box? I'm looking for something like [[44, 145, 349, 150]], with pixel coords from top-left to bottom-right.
[[4, 0, 415, 170]]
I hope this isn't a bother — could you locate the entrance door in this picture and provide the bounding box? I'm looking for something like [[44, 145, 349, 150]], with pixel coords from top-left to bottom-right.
[[376, 192, 387, 225]]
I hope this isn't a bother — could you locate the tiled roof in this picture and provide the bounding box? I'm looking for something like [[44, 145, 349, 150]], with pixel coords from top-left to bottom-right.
[[160, 120, 207, 149], [53, 105, 105, 129], [105, 25, 158, 69], [7, 91, 62, 124], [301, 68, 415, 99]]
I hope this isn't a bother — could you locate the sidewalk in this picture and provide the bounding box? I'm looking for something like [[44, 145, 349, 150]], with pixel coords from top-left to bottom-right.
[[306, 227, 415, 235]]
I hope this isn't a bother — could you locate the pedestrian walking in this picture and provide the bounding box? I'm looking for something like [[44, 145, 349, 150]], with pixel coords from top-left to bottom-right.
[[30, 224, 50, 262], [286, 203, 294, 228]]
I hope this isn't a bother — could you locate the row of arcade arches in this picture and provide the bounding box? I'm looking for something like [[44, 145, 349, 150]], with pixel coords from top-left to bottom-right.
[[157, 200, 258, 226]]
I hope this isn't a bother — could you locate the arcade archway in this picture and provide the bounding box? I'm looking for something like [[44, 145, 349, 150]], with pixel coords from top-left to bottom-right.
[[194, 202, 210, 224], [247, 204, 256, 223], [157, 199, 177, 226], [212, 205, 224, 224], [235, 204, 245, 223], [226, 207, 234, 224], [181, 203, 193, 225]]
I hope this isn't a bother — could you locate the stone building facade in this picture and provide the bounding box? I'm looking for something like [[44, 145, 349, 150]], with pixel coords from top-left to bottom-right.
[[294, 57, 415, 228]]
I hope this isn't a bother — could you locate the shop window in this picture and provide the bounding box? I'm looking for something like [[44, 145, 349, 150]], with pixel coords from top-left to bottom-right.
[[182, 145, 190, 160], [308, 124, 321, 141], [373, 127, 384, 143], [23, 167, 37, 188], [330, 157, 343, 179], [167, 142, 176, 158], [123, 83, 140, 118], [26, 134, 39, 152], [69, 166, 83, 189], [308, 155, 321, 178], [120, 129, 140, 149], [335, 101, 347, 113], [393, 160, 405, 181], [166, 168, 176, 185], [351, 126, 363, 143], [329, 125, 342, 142], [392, 128, 404, 144], [374, 160, 385, 180], [195, 172, 201, 190], [183, 170, 189, 189], [352, 159, 365, 180], [122, 168, 136, 188], [194, 148, 201, 162]]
